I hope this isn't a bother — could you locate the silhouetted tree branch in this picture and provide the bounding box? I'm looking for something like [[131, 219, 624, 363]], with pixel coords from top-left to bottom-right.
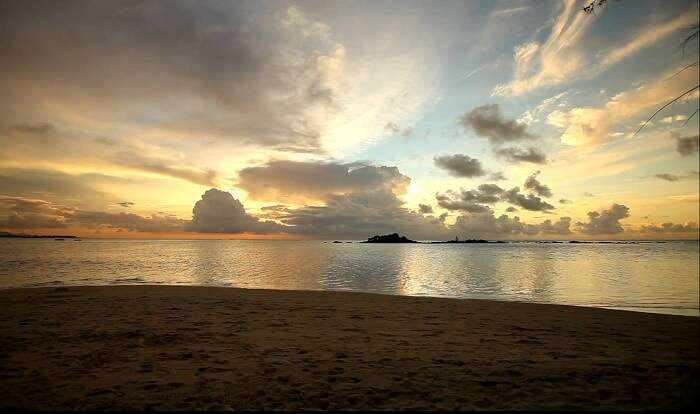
[[582, 0, 608, 14], [633, 85, 699, 137]]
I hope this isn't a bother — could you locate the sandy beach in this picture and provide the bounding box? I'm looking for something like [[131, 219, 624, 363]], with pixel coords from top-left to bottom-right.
[[0, 285, 697, 410]]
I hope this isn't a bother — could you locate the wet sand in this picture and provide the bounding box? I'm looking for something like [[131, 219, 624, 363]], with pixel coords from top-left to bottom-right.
[[0, 285, 697, 410]]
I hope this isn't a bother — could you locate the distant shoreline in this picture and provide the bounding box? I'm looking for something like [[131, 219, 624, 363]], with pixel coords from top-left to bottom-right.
[[0, 285, 696, 410], [0, 232, 78, 239]]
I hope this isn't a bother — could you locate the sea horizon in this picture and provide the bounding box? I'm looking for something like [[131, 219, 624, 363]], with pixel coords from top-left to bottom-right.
[[3, 238, 697, 316]]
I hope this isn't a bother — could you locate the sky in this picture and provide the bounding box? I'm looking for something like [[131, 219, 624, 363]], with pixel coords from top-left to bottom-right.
[[0, 0, 698, 240]]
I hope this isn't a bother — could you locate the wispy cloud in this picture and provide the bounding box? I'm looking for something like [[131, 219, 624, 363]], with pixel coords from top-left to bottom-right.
[[494, 1, 697, 96], [546, 68, 698, 146]]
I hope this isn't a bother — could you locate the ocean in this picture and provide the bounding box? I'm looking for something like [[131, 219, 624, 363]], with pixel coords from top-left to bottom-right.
[[1, 239, 698, 316]]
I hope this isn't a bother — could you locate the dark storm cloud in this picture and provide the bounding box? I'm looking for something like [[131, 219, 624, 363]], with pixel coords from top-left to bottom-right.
[[493, 147, 547, 164], [523, 171, 552, 197], [186, 189, 283, 234], [236, 160, 410, 203], [459, 104, 536, 144], [671, 132, 700, 156], [418, 204, 434, 214], [503, 187, 555, 211], [559, 199, 572, 204], [505, 206, 518, 212], [640, 222, 699, 233], [576, 204, 630, 235], [0, 0, 335, 153], [433, 154, 487, 178]]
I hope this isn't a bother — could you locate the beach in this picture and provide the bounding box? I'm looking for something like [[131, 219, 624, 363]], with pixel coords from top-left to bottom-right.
[[0, 285, 697, 410]]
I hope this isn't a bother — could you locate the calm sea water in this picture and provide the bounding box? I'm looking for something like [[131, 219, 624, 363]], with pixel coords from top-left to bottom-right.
[[1, 239, 698, 316]]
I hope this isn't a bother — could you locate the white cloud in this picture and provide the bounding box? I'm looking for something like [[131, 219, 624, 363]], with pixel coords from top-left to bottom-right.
[[546, 68, 698, 146], [494, 1, 697, 96]]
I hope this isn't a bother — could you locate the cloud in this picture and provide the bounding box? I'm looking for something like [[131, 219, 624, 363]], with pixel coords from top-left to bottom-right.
[[546, 69, 699, 146], [452, 211, 525, 237], [384, 122, 401, 134], [489, 172, 507, 181], [277, 189, 450, 240], [494, 147, 547, 164], [0, 195, 184, 232], [436, 195, 492, 213], [491, 6, 529, 17], [0, 1, 355, 154], [505, 206, 518, 212], [123, 161, 218, 187], [576, 203, 630, 235], [672, 132, 700, 156], [433, 154, 487, 178], [559, 198, 572, 204], [536, 217, 573, 235], [597, 10, 699, 69], [1, 189, 281, 234], [436, 182, 555, 213], [640, 222, 699, 234], [660, 115, 688, 124], [451, 210, 571, 238], [436, 184, 506, 213], [523, 171, 552, 197], [460, 104, 536, 144], [116, 202, 134, 208], [418, 204, 433, 214], [0, 168, 115, 208], [654, 171, 699, 182], [503, 187, 555, 212], [186, 189, 283, 234], [492, 0, 596, 96], [70, 210, 185, 232], [9, 122, 54, 135], [0, 196, 71, 229], [0, 125, 222, 187], [236, 160, 410, 203], [493, 1, 697, 96], [518, 91, 569, 125]]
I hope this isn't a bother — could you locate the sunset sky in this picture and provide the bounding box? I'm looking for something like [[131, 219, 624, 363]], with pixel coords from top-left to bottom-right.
[[0, 0, 698, 239]]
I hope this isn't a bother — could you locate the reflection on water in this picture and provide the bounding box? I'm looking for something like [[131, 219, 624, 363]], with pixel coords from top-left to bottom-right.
[[0, 239, 697, 316]]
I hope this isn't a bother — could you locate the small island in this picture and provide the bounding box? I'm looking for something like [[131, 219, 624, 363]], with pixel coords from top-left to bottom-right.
[[429, 236, 495, 244], [361, 234, 506, 244], [362, 233, 418, 243]]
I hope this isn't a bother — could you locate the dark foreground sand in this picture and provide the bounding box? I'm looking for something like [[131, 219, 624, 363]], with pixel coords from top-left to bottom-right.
[[0, 286, 697, 410]]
